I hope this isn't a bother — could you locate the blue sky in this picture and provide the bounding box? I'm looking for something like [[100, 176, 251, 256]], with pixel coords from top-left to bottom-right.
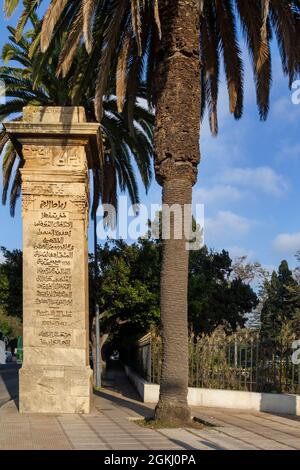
[[1, 7, 300, 272]]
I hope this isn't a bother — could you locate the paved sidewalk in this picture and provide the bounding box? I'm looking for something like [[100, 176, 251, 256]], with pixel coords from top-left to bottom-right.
[[1, 366, 300, 450]]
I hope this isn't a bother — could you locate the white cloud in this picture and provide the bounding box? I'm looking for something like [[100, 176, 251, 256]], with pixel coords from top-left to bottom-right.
[[195, 184, 242, 206], [206, 211, 254, 241], [277, 142, 300, 162], [272, 96, 300, 124], [200, 121, 247, 169], [273, 232, 300, 254], [221, 166, 289, 196]]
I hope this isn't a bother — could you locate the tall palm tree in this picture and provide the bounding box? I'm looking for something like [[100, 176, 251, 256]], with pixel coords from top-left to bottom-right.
[[6, 0, 300, 424]]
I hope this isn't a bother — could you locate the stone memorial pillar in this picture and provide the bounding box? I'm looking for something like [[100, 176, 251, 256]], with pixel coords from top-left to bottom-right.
[[5, 107, 100, 413]]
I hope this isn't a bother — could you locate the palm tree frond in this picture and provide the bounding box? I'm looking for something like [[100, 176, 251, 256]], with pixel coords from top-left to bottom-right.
[[95, 0, 129, 122], [131, 0, 142, 56], [9, 159, 23, 216], [56, 10, 83, 78], [116, 32, 131, 113], [41, 0, 68, 52], [82, 0, 95, 54]]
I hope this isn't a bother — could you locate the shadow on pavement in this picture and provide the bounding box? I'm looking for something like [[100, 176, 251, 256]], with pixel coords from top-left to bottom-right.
[[94, 362, 154, 418], [0, 364, 20, 406], [94, 388, 154, 418]]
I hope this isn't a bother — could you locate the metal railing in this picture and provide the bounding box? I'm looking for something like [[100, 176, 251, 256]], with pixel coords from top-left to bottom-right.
[[128, 327, 300, 395]]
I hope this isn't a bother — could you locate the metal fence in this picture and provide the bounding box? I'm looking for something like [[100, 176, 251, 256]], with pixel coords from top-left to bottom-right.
[[128, 328, 300, 395]]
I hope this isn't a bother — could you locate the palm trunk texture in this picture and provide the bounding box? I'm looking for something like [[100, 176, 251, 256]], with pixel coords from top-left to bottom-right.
[[154, 0, 201, 424]]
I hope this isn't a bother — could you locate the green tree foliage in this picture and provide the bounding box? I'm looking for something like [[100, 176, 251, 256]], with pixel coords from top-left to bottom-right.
[[189, 247, 258, 335], [285, 253, 300, 336], [89, 239, 161, 346], [261, 260, 300, 342], [0, 307, 22, 340], [89, 240, 258, 343], [0, 241, 259, 343], [0, 247, 22, 319]]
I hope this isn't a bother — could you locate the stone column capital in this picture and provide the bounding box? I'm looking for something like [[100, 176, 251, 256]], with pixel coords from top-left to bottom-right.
[[4, 106, 102, 170]]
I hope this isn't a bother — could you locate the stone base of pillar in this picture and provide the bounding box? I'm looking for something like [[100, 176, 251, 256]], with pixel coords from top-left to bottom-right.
[[19, 365, 93, 414]]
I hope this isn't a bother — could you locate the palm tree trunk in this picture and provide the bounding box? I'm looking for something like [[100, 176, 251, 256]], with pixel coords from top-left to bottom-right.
[[154, 0, 200, 425]]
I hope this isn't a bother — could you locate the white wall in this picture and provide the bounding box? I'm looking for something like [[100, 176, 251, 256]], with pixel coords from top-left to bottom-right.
[[124, 365, 300, 416]]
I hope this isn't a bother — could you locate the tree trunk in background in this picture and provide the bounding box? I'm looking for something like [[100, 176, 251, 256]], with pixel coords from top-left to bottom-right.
[[91, 326, 109, 381], [91, 321, 96, 385], [154, 0, 200, 425], [100, 332, 109, 375]]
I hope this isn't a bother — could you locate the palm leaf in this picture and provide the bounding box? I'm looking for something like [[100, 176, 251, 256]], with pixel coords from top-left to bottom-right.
[[95, 0, 130, 122], [57, 10, 83, 78], [2, 143, 17, 206], [15, 0, 41, 42], [4, 0, 20, 17], [82, 0, 95, 54], [131, 0, 142, 56], [116, 32, 131, 113], [41, 0, 68, 52], [9, 159, 23, 216]]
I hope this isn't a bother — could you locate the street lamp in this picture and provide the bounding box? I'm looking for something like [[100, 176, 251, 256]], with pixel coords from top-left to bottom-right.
[[93, 202, 101, 389]]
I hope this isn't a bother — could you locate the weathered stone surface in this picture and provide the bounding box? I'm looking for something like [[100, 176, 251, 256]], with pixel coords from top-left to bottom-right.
[[5, 106, 100, 414], [19, 366, 92, 414], [23, 106, 87, 124]]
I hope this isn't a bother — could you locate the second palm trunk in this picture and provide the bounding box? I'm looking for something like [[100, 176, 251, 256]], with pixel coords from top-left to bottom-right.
[[154, 0, 201, 424]]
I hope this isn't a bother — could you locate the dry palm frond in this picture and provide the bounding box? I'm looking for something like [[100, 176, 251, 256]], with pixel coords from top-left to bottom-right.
[[261, 0, 270, 42], [95, 0, 129, 122], [269, 0, 298, 86], [116, 32, 131, 113], [201, 3, 220, 136], [236, 0, 271, 120], [9, 159, 23, 216], [83, 0, 95, 54], [102, 158, 117, 229], [57, 10, 83, 78], [2, 144, 17, 206], [215, 0, 243, 118], [257, 0, 270, 74], [126, 50, 140, 136], [91, 167, 103, 219], [2, 161, 15, 205], [153, 0, 162, 39], [131, 0, 142, 56], [41, 0, 68, 52]]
